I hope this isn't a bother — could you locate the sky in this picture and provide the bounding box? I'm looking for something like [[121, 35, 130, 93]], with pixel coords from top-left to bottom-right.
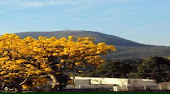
[[0, 0, 170, 46]]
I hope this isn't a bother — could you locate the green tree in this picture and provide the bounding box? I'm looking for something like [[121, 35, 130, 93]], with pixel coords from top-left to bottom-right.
[[92, 60, 133, 78], [138, 57, 170, 82]]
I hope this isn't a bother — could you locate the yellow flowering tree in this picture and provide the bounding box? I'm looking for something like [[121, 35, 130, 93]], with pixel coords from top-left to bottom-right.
[[0, 34, 115, 92]]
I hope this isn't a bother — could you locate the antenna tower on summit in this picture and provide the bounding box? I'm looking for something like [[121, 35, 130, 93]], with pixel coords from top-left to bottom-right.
[[65, 27, 70, 31]]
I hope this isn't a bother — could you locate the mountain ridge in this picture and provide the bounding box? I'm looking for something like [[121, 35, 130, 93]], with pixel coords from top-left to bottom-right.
[[16, 30, 147, 47], [15, 30, 170, 59]]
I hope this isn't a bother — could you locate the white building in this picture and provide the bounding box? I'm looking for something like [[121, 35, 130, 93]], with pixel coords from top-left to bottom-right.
[[159, 82, 170, 90], [69, 77, 158, 91]]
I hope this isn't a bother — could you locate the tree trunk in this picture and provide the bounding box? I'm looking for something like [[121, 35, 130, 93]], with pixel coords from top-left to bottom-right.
[[16, 85, 22, 92], [1, 83, 5, 90], [19, 78, 29, 86], [49, 73, 59, 91]]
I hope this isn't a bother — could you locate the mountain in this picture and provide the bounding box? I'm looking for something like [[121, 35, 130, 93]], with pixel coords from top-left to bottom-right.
[[16, 30, 145, 47], [15, 30, 170, 59]]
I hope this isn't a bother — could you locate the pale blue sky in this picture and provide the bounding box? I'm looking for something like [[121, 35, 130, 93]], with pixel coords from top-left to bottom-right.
[[0, 0, 170, 46]]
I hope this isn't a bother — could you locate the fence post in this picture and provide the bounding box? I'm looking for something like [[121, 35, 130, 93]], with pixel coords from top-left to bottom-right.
[[78, 85, 81, 89], [144, 85, 146, 90], [159, 84, 162, 90]]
